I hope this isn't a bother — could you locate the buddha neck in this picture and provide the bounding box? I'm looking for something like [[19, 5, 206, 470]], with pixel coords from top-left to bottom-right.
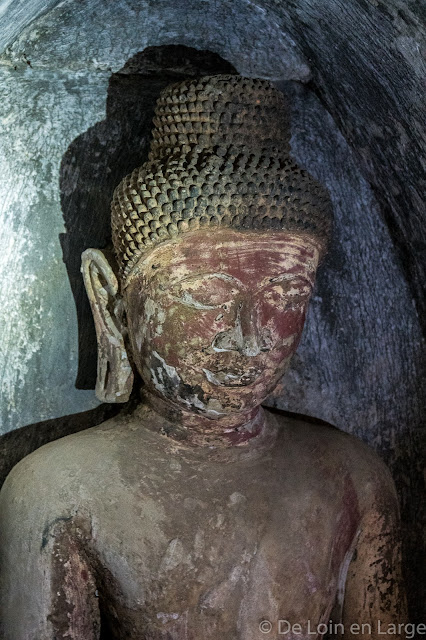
[[137, 389, 267, 448]]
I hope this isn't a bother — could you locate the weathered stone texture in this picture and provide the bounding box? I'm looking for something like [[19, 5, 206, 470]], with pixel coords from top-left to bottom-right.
[[0, 0, 310, 80], [0, 69, 107, 430], [0, 0, 424, 620]]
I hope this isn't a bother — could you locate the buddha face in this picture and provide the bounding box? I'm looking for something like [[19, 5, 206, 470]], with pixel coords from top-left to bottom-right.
[[124, 229, 320, 418]]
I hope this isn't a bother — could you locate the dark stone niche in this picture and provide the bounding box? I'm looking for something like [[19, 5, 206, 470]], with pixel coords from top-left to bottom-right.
[[0, 36, 424, 622]]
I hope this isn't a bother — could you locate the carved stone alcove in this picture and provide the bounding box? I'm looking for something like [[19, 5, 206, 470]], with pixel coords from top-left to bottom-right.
[[0, 0, 424, 622]]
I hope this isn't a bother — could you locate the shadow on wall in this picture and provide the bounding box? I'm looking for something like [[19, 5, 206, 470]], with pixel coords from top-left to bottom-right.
[[59, 45, 237, 389]]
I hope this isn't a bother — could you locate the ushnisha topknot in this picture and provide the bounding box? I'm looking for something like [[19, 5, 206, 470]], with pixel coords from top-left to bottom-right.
[[148, 74, 292, 161], [111, 75, 333, 283]]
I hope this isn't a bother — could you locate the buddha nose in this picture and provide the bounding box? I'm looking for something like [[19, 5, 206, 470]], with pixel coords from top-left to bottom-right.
[[212, 301, 263, 357]]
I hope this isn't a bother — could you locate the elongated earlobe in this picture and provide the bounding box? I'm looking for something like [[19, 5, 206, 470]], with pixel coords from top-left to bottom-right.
[[81, 248, 134, 403]]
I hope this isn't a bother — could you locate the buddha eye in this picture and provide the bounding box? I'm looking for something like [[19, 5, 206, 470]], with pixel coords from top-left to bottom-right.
[[170, 275, 240, 310], [178, 291, 218, 310], [263, 277, 312, 310]]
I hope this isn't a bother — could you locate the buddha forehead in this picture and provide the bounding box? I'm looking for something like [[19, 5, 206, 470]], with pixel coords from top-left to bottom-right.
[[125, 229, 321, 292]]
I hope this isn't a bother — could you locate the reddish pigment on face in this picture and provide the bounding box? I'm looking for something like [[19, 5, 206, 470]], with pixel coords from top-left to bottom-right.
[[125, 229, 321, 418]]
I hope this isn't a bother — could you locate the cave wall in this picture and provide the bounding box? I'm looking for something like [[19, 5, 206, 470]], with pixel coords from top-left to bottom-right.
[[0, 0, 424, 619]]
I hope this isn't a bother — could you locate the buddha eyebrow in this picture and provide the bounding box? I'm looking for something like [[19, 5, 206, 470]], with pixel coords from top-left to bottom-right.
[[268, 273, 314, 284], [171, 291, 217, 310], [176, 272, 243, 286]]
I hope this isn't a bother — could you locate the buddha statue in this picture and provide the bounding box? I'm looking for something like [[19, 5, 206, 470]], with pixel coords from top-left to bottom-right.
[[0, 76, 407, 639]]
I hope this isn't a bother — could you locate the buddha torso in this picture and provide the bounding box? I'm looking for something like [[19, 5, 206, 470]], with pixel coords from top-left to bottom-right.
[[1, 405, 387, 640]]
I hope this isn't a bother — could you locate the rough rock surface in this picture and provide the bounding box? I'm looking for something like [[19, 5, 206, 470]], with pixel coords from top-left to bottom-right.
[[0, 0, 424, 620]]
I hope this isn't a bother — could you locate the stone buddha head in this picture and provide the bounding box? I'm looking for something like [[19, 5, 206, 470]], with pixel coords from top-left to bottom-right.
[[82, 75, 332, 427]]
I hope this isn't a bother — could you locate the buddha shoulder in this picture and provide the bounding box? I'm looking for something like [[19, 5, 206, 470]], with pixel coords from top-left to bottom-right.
[[0, 414, 129, 506], [268, 408, 398, 513]]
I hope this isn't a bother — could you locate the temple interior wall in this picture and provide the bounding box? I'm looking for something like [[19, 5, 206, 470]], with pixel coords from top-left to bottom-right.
[[0, 0, 424, 619]]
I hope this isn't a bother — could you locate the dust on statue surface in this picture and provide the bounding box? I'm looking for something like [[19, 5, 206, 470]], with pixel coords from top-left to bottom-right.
[[0, 76, 407, 639]]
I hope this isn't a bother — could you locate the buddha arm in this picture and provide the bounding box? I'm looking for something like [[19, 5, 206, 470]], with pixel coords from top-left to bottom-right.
[[0, 457, 100, 640], [342, 478, 408, 639]]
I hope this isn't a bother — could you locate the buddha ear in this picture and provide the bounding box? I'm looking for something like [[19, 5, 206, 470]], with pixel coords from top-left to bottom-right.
[[81, 248, 134, 403]]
